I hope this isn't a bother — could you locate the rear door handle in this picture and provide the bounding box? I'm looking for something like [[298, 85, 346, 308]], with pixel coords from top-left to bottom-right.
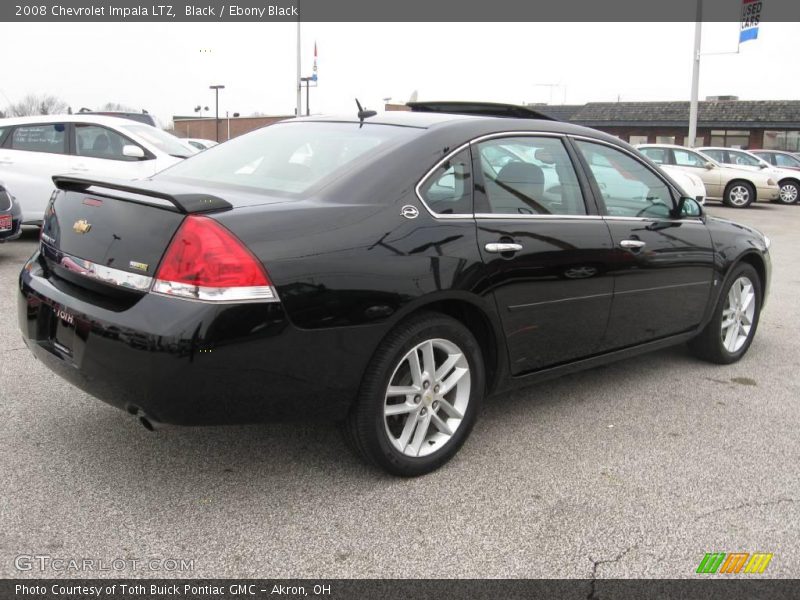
[[485, 242, 523, 253], [620, 239, 646, 249]]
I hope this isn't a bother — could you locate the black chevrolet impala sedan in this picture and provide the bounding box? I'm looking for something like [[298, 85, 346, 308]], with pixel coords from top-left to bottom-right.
[[18, 104, 771, 476]]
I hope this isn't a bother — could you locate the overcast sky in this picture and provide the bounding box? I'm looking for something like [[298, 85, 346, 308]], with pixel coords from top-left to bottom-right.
[[1, 21, 798, 127]]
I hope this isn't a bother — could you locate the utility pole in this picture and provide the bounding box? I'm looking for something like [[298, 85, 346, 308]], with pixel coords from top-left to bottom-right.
[[296, 22, 302, 117], [688, 0, 703, 148], [209, 85, 225, 142]]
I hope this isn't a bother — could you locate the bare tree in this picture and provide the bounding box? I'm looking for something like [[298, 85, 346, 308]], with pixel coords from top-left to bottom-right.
[[7, 93, 68, 117], [100, 102, 137, 112]]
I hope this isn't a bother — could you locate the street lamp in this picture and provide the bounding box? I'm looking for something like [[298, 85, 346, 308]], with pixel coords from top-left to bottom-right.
[[299, 76, 317, 116], [209, 85, 225, 142]]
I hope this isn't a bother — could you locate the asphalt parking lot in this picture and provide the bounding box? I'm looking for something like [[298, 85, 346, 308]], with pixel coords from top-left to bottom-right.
[[1, 203, 798, 580]]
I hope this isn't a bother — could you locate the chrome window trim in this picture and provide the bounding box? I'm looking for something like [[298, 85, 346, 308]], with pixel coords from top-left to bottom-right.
[[415, 131, 697, 222], [570, 134, 683, 197], [473, 213, 601, 221], [414, 131, 566, 220], [414, 140, 475, 220]]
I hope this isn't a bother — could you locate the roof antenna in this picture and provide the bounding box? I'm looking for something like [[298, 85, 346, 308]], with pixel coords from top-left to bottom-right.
[[355, 98, 377, 123]]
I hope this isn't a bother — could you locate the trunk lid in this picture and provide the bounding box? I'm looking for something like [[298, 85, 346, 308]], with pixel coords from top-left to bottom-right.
[[41, 175, 233, 296]]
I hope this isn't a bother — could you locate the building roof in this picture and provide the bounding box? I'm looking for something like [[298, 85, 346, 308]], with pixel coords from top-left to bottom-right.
[[534, 100, 800, 128]]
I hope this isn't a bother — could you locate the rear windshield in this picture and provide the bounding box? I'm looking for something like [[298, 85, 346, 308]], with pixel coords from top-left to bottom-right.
[[157, 122, 419, 196], [119, 124, 196, 158]]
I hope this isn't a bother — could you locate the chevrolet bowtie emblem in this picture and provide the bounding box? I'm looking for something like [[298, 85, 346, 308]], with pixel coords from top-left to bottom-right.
[[73, 219, 92, 234]]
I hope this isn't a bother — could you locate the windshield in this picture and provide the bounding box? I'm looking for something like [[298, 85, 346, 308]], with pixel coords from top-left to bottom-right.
[[157, 122, 419, 196], [120, 124, 196, 158]]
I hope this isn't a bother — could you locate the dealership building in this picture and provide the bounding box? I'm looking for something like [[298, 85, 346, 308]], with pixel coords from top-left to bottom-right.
[[533, 98, 800, 151], [172, 98, 800, 153]]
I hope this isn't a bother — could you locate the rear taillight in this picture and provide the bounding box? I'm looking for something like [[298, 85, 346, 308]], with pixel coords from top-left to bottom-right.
[[152, 215, 277, 302]]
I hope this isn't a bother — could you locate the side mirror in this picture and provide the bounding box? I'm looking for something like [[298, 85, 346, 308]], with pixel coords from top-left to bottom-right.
[[704, 162, 715, 170], [122, 145, 146, 159], [760, 163, 770, 169], [675, 196, 703, 218]]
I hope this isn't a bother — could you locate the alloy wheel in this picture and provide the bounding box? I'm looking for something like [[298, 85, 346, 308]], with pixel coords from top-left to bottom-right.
[[383, 338, 471, 457], [779, 182, 798, 204], [728, 185, 751, 207], [720, 276, 756, 353]]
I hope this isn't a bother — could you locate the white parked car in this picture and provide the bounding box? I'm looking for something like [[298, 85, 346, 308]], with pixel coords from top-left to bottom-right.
[[184, 138, 219, 151], [637, 144, 780, 208], [0, 115, 195, 224], [697, 146, 800, 205], [659, 165, 706, 205]]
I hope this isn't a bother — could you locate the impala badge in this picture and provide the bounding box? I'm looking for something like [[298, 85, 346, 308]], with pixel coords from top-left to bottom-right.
[[129, 260, 149, 272], [401, 205, 419, 219], [73, 219, 92, 234]]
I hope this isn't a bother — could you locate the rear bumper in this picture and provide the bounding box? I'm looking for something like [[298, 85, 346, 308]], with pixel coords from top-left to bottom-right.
[[18, 252, 380, 425]]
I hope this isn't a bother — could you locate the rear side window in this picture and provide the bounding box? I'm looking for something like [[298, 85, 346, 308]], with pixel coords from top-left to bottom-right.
[[11, 124, 66, 154], [639, 147, 668, 165], [775, 153, 800, 168], [160, 122, 419, 196], [418, 149, 472, 215], [75, 124, 141, 161], [701, 149, 725, 163], [477, 136, 586, 215]]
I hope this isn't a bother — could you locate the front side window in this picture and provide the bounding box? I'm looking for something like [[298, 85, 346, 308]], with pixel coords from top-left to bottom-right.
[[774, 153, 800, 168], [418, 149, 472, 215], [476, 136, 586, 215], [576, 141, 673, 218], [673, 149, 708, 168], [726, 150, 762, 167], [10, 123, 66, 154], [75, 124, 141, 161]]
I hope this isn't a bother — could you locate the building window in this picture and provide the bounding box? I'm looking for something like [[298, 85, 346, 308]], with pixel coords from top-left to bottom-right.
[[629, 135, 648, 145], [656, 135, 676, 144], [709, 130, 750, 149], [762, 130, 800, 152], [683, 136, 704, 147]]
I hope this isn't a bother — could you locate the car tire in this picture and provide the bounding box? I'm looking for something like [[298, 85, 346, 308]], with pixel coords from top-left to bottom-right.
[[722, 181, 756, 208], [777, 180, 800, 205], [343, 312, 485, 476], [688, 263, 762, 365]]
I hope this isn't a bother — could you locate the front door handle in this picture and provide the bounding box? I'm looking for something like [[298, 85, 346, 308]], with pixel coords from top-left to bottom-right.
[[620, 239, 646, 249], [485, 242, 523, 253]]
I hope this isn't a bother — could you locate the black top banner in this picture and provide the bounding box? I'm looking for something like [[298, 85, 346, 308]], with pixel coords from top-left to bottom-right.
[[3, 0, 799, 22]]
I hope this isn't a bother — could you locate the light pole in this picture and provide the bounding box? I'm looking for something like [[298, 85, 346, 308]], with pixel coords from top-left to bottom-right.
[[209, 85, 225, 142]]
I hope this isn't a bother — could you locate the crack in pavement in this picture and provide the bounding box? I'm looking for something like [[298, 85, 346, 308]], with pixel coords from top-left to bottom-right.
[[0, 347, 26, 354], [587, 543, 639, 600], [694, 498, 794, 521]]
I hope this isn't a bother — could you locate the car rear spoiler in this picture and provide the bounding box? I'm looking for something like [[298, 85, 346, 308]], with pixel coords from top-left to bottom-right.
[[52, 175, 232, 214], [407, 101, 557, 121]]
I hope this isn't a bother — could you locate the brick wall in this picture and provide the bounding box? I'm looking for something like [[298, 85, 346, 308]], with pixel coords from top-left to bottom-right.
[[173, 115, 292, 142]]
